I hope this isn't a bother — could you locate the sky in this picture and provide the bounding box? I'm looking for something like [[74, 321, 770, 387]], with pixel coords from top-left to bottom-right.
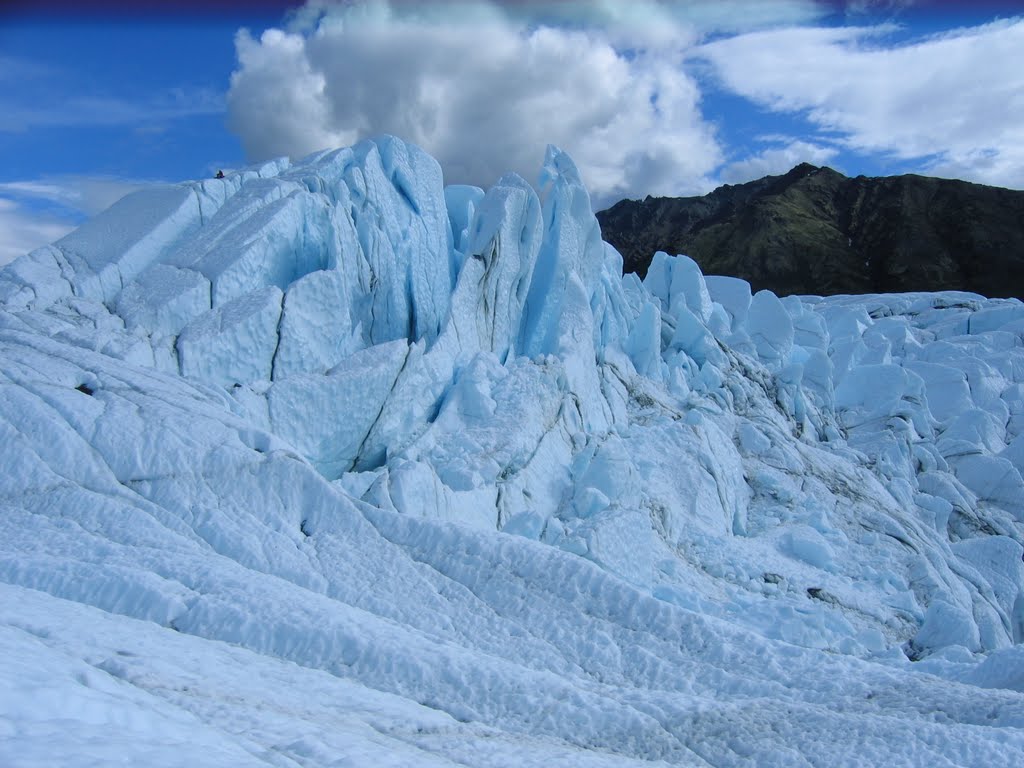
[[1, 0, 1022, 264]]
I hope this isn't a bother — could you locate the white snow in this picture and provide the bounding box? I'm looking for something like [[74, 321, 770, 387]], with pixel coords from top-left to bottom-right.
[[2, 135, 1024, 766]]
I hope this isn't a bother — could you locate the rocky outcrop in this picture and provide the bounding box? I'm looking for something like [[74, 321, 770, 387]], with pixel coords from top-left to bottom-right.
[[597, 164, 1024, 299]]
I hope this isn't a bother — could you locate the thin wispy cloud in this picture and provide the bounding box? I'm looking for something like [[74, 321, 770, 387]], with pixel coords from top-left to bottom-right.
[[0, 199, 73, 266], [696, 17, 1024, 188], [0, 54, 58, 82], [0, 176, 154, 215], [0, 175, 156, 265], [283, 0, 829, 38], [0, 89, 224, 133], [720, 139, 841, 183]]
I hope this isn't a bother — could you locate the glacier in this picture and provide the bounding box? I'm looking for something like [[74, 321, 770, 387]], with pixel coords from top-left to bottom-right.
[[2, 136, 1024, 766]]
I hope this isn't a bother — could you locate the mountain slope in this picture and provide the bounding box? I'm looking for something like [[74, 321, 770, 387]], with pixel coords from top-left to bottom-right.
[[2, 138, 1024, 766], [597, 164, 1024, 298]]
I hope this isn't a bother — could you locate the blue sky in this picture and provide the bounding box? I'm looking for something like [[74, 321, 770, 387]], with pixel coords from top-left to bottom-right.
[[1, 0, 1022, 263]]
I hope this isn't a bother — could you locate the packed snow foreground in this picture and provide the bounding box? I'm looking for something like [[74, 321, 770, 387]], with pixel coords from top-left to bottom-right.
[[2, 137, 1024, 766]]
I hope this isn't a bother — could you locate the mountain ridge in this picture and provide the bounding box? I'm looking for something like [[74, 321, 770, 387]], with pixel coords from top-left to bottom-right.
[[597, 164, 1024, 299]]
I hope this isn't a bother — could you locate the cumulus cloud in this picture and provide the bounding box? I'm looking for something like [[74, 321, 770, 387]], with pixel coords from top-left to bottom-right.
[[720, 139, 840, 183], [227, 0, 739, 206], [696, 18, 1024, 189]]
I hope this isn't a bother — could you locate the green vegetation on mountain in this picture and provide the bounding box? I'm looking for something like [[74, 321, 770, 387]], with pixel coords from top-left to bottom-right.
[[597, 164, 1024, 299]]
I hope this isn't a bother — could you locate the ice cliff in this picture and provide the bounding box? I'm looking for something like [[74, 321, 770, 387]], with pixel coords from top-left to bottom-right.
[[3, 137, 1024, 766]]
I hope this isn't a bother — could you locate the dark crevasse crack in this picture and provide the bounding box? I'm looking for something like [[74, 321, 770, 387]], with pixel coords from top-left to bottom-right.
[[268, 291, 287, 381], [351, 344, 414, 473]]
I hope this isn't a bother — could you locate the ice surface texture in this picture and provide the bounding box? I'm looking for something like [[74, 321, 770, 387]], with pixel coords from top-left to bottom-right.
[[2, 136, 1024, 766]]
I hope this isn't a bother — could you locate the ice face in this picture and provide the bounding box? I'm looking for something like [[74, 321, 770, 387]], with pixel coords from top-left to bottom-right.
[[3, 136, 1024, 765]]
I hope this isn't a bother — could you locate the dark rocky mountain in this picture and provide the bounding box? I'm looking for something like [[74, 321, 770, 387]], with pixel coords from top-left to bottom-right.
[[597, 163, 1024, 299]]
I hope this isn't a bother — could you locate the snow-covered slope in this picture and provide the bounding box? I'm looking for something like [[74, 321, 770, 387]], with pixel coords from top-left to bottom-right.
[[2, 137, 1024, 766]]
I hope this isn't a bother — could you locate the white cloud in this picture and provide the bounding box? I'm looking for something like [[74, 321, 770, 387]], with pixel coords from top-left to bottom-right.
[[0, 199, 73, 266], [284, 0, 829, 42], [720, 139, 840, 183], [227, 0, 743, 206], [0, 177, 154, 217], [650, 0, 827, 33], [843, 0, 917, 16], [697, 18, 1024, 189], [923, 146, 1024, 189], [0, 89, 223, 133]]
